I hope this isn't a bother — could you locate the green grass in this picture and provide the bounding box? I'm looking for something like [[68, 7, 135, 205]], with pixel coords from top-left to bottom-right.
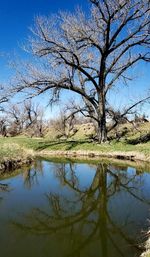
[[0, 122, 149, 162], [0, 136, 149, 155]]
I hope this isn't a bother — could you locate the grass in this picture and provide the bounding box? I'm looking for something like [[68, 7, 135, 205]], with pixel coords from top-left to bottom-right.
[[0, 140, 33, 171], [0, 136, 149, 155], [0, 142, 26, 159], [0, 122, 149, 163]]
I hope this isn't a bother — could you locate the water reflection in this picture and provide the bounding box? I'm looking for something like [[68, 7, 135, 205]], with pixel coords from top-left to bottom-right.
[[23, 160, 44, 189], [0, 182, 10, 201], [0, 182, 9, 192], [11, 160, 150, 257]]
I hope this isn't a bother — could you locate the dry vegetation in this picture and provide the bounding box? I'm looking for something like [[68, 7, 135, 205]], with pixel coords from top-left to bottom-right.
[[0, 143, 33, 173], [45, 120, 150, 143]]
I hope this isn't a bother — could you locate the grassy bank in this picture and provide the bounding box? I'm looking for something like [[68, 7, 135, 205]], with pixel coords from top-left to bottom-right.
[[1, 121, 149, 164], [0, 142, 33, 172], [0, 136, 150, 162]]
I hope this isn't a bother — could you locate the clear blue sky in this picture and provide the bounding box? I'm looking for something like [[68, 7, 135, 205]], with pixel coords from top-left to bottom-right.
[[0, 0, 89, 118], [0, 0, 88, 80], [0, 0, 88, 52], [0, 0, 149, 118]]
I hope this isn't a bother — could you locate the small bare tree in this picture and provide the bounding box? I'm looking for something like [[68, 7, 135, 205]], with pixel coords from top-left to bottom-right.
[[3, 101, 44, 137], [12, 0, 150, 142], [6, 104, 25, 136], [23, 101, 44, 137]]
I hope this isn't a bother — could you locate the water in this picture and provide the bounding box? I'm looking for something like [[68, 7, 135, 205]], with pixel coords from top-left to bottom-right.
[[0, 158, 150, 257]]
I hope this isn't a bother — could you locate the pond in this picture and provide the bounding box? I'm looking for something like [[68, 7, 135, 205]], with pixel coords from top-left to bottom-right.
[[0, 158, 150, 257]]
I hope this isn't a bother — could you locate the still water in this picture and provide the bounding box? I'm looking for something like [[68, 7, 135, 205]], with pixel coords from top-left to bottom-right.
[[0, 158, 150, 257]]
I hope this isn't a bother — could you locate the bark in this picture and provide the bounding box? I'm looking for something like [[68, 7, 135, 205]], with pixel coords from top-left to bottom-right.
[[98, 50, 107, 143], [97, 92, 107, 143]]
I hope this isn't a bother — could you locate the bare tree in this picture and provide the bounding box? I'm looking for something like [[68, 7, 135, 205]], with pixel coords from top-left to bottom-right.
[[2, 101, 45, 137], [49, 112, 68, 139], [12, 0, 150, 142], [23, 100, 44, 137], [6, 104, 24, 136]]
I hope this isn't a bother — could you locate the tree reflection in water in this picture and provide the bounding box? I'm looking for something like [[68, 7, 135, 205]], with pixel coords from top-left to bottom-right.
[[13, 161, 150, 257], [0, 182, 10, 202], [0, 183, 9, 192], [23, 160, 44, 189]]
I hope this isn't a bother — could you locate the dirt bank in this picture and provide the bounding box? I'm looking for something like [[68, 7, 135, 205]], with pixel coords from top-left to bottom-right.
[[0, 157, 33, 174], [36, 149, 150, 163]]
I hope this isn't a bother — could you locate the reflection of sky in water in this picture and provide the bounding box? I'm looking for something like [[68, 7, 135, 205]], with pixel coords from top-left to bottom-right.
[[0, 159, 150, 257], [64, 163, 97, 188]]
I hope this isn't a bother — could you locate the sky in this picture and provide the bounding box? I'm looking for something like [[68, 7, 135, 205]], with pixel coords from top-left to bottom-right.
[[0, 0, 89, 118], [0, 0, 150, 119], [0, 0, 88, 79], [0, 0, 89, 52]]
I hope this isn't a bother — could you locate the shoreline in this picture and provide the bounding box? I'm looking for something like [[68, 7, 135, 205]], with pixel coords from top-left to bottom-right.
[[0, 148, 150, 174], [35, 149, 150, 163], [0, 157, 33, 174]]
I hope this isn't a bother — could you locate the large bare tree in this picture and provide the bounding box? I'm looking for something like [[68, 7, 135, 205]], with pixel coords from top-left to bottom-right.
[[12, 0, 150, 142]]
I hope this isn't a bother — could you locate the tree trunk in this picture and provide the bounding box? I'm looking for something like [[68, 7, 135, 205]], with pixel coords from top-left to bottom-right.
[[97, 92, 107, 143], [97, 116, 107, 143]]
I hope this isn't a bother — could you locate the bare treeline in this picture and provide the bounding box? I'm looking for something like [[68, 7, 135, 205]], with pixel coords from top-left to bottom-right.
[[0, 100, 88, 138], [0, 101, 44, 137], [0, 97, 148, 140]]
